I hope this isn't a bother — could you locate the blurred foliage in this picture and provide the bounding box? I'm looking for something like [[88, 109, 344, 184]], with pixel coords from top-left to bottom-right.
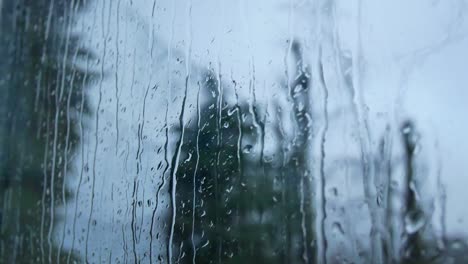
[[171, 44, 315, 263], [0, 0, 97, 262]]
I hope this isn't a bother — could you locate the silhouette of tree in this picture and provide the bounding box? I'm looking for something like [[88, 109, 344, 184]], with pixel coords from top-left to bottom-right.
[[170, 42, 315, 263], [0, 0, 97, 262]]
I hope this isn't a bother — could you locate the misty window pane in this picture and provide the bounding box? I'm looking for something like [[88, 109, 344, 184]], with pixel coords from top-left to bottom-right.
[[2, 0, 468, 263]]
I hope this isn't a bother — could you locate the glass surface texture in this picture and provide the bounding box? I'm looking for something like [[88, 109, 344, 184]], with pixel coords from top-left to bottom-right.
[[1, 0, 468, 263]]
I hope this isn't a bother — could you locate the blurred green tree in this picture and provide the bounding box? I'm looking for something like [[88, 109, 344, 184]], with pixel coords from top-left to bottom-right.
[[0, 0, 96, 262], [170, 42, 315, 263]]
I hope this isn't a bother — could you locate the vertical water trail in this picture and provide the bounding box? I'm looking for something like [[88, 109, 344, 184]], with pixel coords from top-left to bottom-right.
[[143, 1, 160, 250], [121, 222, 128, 263], [68, 42, 91, 264], [138, 167, 150, 244], [99, 2, 116, 260], [68, 7, 96, 261], [148, 1, 161, 262], [44, 0, 54, 41], [131, 118, 142, 262], [156, 102, 170, 260], [140, 3, 161, 247], [130, 169, 138, 261], [310, 3, 325, 263], [124, 142, 132, 263], [232, 79, 243, 180], [123, 142, 131, 264], [283, 1, 295, 261], [166, 0, 176, 103], [215, 61, 223, 264], [216, 1, 228, 260], [382, 127, 394, 263], [130, 47, 136, 98], [129, 34, 141, 259], [181, 1, 197, 262], [134, 25, 155, 242], [133, 84, 151, 247], [349, 1, 382, 262], [291, 41, 313, 263], [259, 94, 268, 221], [114, 0, 121, 154], [149, 107, 170, 262], [85, 0, 110, 261], [165, 1, 176, 258], [168, 70, 190, 264], [230, 76, 244, 257], [238, 0, 260, 138], [435, 140, 447, 248], [47, 3, 71, 259], [40, 94, 51, 264], [58, 8, 80, 260], [191, 81, 201, 264], [166, 1, 181, 261], [318, 52, 329, 264], [108, 182, 115, 262], [58, 1, 79, 260]]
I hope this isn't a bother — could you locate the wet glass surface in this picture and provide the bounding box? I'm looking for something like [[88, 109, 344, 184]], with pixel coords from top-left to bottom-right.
[[2, 0, 468, 263]]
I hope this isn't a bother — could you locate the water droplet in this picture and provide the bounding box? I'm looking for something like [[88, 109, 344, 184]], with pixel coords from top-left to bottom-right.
[[184, 152, 193, 162], [227, 108, 237, 116], [332, 222, 344, 235], [377, 194, 383, 207], [243, 145, 253, 154], [405, 209, 426, 234], [402, 124, 412, 135], [201, 240, 210, 248], [330, 187, 338, 197]]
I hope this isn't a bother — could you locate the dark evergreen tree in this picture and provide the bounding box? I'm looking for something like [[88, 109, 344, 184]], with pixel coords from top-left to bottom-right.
[[170, 42, 315, 263], [0, 0, 97, 262]]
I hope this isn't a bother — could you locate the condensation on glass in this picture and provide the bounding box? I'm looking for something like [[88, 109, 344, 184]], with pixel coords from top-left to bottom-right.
[[1, 0, 468, 263]]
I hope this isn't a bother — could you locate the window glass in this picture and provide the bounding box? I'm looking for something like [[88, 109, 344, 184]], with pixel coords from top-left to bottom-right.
[[1, 0, 468, 263]]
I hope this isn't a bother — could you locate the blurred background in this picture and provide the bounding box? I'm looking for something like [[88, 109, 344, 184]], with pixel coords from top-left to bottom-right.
[[2, 0, 468, 263]]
